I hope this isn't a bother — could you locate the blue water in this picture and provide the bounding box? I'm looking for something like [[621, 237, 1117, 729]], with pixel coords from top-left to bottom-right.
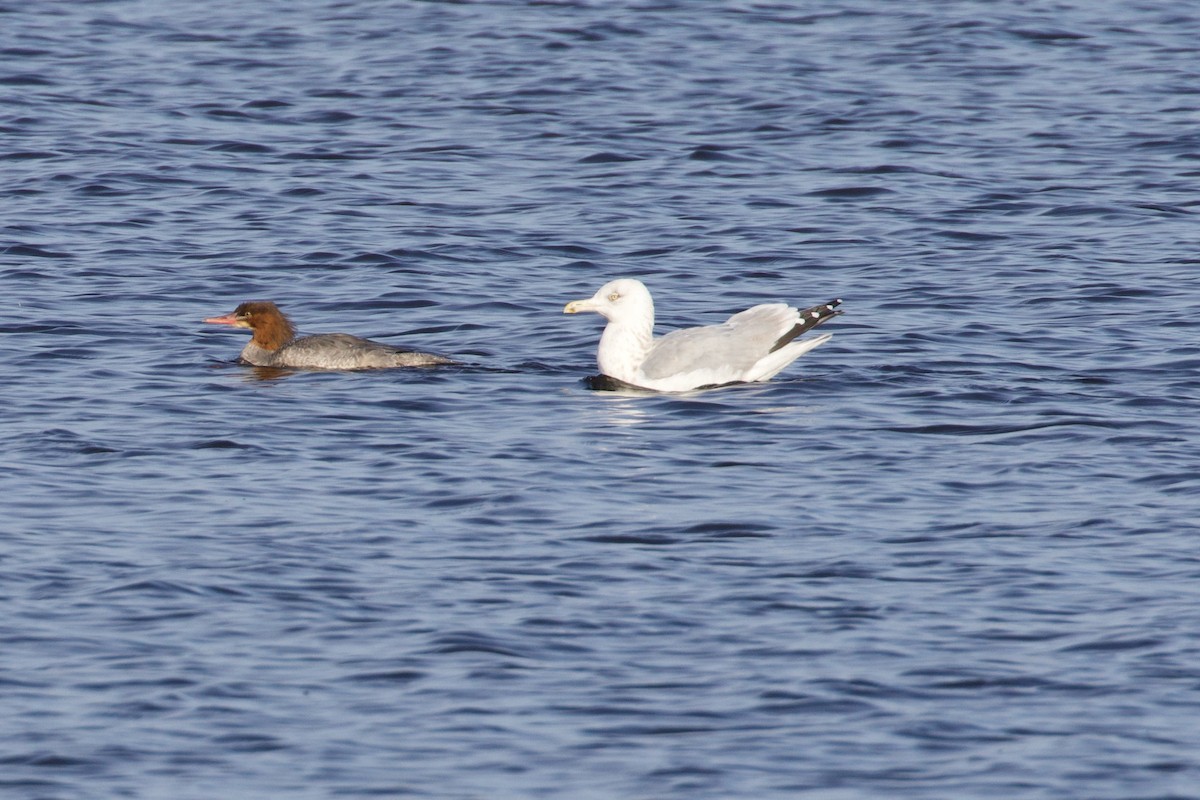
[[3, 1, 1200, 798]]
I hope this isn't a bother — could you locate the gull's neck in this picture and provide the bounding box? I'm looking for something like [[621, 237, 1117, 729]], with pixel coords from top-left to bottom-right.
[[596, 307, 654, 383]]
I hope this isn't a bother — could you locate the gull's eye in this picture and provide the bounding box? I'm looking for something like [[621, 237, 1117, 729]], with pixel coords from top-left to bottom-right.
[[608, 292, 620, 302]]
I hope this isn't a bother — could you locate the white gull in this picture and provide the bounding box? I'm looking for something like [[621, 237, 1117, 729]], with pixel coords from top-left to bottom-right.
[[563, 278, 841, 392]]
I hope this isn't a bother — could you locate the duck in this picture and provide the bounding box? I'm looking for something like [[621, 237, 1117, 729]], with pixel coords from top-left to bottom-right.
[[563, 278, 840, 392], [204, 301, 455, 369]]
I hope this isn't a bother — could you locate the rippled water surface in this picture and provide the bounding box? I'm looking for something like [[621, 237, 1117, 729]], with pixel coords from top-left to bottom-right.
[[3, 1, 1200, 798]]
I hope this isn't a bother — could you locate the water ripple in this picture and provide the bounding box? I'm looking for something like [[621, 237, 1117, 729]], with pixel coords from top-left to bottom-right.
[[3, 1, 1200, 798]]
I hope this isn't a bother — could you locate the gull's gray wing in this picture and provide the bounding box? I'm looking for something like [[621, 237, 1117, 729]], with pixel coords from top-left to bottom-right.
[[639, 304, 798, 381]]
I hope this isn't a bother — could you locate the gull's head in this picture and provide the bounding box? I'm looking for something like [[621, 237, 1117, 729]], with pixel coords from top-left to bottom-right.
[[563, 278, 653, 324]]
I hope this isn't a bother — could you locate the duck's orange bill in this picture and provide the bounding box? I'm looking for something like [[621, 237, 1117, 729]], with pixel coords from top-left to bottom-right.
[[204, 313, 239, 325]]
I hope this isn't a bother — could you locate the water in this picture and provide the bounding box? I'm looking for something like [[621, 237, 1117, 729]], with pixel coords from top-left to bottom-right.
[[3, 1, 1200, 798]]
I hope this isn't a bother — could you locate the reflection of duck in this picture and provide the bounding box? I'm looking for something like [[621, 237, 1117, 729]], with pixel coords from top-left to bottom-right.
[[564, 278, 841, 392], [204, 301, 456, 369]]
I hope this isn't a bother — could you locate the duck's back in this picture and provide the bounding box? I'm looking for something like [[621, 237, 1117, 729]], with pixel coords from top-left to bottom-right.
[[244, 333, 454, 369]]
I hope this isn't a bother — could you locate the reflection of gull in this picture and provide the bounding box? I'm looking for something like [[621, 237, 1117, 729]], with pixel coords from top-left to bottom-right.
[[564, 278, 841, 392], [597, 396, 651, 428]]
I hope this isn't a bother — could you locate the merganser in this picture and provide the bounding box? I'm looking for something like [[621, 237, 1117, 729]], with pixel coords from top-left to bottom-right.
[[204, 301, 455, 369], [564, 278, 841, 392]]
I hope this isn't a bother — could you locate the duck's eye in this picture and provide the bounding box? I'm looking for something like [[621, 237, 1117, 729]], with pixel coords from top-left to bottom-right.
[[608, 292, 620, 302]]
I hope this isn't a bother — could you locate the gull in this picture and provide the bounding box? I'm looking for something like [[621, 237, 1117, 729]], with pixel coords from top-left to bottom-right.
[[564, 278, 841, 392]]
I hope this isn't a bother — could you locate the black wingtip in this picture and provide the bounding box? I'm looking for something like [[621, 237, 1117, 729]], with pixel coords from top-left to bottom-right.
[[799, 299, 844, 327], [769, 299, 844, 352]]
